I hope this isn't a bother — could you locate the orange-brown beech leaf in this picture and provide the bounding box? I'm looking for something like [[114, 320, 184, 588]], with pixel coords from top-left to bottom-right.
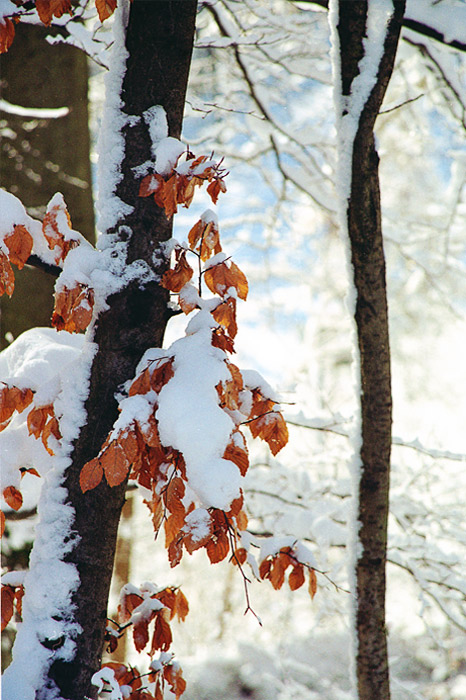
[[155, 587, 176, 618], [0, 19, 16, 54], [42, 195, 77, 263], [150, 610, 172, 654], [164, 511, 185, 549], [52, 283, 94, 333], [118, 591, 143, 624], [144, 493, 164, 533], [101, 440, 130, 487], [4, 225, 33, 270], [183, 515, 213, 555], [27, 404, 51, 438], [212, 297, 237, 338], [289, 563, 305, 591], [35, 0, 53, 25], [206, 178, 227, 204], [139, 173, 163, 198], [206, 510, 230, 564], [223, 436, 249, 477], [259, 558, 272, 580], [95, 0, 117, 22], [1, 585, 14, 631], [188, 219, 221, 262], [268, 552, 291, 590], [235, 509, 248, 532], [225, 493, 244, 520], [103, 662, 142, 690], [173, 589, 189, 622], [248, 410, 288, 456], [0, 384, 33, 428], [212, 327, 235, 354], [308, 568, 318, 600], [232, 547, 247, 566], [118, 427, 139, 465], [133, 617, 150, 653], [128, 367, 151, 396], [0, 510, 5, 537], [164, 664, 187, 700], [79, 457, 103, 493], [3, 486, 23, 511], [41, 415, 61, 455], [164, 476, 185, 517], [0, 251, 15, 297], [168, 536, 184, 568], [161, 250, 193, 293], [204, 261, 248, 301], [50, 0, 73, 18], [20, 467, 40, 478], [150, 358, 174, 394]]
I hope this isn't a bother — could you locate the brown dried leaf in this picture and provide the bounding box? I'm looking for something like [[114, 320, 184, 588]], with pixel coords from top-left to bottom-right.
[[248, 410, 289, 456], [0, 251, 15, 297], [128, 367, 151, 396], [0, 384, 33, 427], [150, 610, 172, 654], [79, 457, 103, 493], [4, 225, 33, 270], [101, 441, 130, 487], [212, 297, 237, 338], [204, 260, 248, 300], [150, 358, 174, 394], [3, 485, 23, 511], [52, 283, 94, 333], [1, 585, 14, 631], [288, 564, 305, 591], [161, 250, 193, 293], [95, 0, 117, 22], [206, 178, 227, 204], [309, 568, 317, 599], [118, 591, 143, 624], [0, 19, 16, 54]]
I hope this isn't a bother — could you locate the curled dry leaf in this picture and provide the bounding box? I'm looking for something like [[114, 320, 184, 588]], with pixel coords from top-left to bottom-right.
[[79, 457, 103, 493], [161, 250, 193, 293], [95, 0, 117, 22], [1, 585, 15, 631], [188, 218, 222, 262], [204, 261, 248, 301], [164, 664, 187, 700], [288, 563, 305, 591], [0, 384, 34, 429], [212, 297, 237, 338], [206, 178, 227, 204], [4, 225, 33, 270], [0, 252, 15, 297], [150, 610, 173, 654], [248, 410, 289, 456], [52, 283, 94, 333], [3, 485, 23, 511], [0, 18, 16, 54], [309, 568, 318, 599], [0, 511, 5, 537]]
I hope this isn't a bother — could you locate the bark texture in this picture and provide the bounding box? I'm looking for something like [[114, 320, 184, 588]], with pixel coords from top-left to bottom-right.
[[41, 2, 198, 698], [0, 22, 95, 348], [335, 2, 405, 699]]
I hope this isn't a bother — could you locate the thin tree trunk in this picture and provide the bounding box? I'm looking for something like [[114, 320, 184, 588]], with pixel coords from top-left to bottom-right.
[[38, 2, 198, 698], [333, 2, 405, 698]]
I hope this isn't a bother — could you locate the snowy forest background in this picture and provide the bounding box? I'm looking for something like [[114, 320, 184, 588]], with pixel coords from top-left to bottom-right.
[[1, 1, 466, 698]]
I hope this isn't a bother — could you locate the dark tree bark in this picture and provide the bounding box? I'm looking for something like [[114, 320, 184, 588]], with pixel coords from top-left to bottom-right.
[[334, 2, 405, 699], [0, 22, 95, 348], [35, 2, 198, 698]]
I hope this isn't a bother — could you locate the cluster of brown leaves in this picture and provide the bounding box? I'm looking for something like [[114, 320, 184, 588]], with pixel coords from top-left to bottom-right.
[[139, 153, 227, 218], [117, 585, 188, 655], [99, 659, 185, 700], [98, 584, 187, 700], [0, 382, 61, 535], [0, 0, 123, 54], [1, 583, 24, 632], [256, 546, 318, 598], [0, 224, 33, 297], [0, 195, 94, 333]]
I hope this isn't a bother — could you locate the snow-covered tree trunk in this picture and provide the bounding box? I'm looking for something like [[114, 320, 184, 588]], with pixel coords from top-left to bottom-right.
[[329, 1, 405, 698], [3, 2, 197, 699]]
